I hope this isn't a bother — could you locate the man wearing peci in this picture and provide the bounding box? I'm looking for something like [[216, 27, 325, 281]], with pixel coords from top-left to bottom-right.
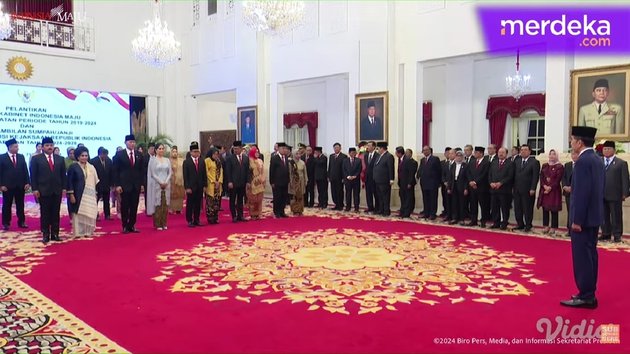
[[417, 146, 442, 220], [578, 79, 624, 136], [225, 141, 251, 223], [0, 138, 30, 231], [113, 134, 145, 234], [363, 141, 380, 214], [183, 141, 207, 227], [342, 147, 362, 212], [328, 143, 347, 211], [561, 126, 604, 309], [600, 140, 629, 243], [373, 142, 394, 216], [30, 137, 66, 243], [269, 143, 290, 218], [360, 100, 384, 141]]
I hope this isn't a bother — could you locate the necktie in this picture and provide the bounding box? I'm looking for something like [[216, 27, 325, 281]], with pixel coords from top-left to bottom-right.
[[238, 155, 241, 165], [129, 152, 134, 167], [598, 104, 602, 114], [368, 153, 373, 164], [194, 158, 199, 171], [11, 154, 16, 167], [282, 156, 285, 166], [522, 159, 526, 168], [605, 158, 610, 168], [476, 159, 481, 168], [499, 160, 504, 168], [47, 154, 54, 171], [351, 157, 354, 165]]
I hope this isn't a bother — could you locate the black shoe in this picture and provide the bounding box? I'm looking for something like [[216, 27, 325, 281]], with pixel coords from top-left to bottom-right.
[[281, 214, 289, 218], [51, 234, 61, 241], [480, 222, 486, 228], [489, 224, 500, 229], [344, 208, 351, 212], [232, 218, 239, 223], [467, 221, 478, 227], [560, 298, 598, 309], [513, 225, 525, 231], [188, 222, 196, 227], [129, 228, 140, 233], [18, 223, 28, 229], [2, 225, 8, 231], [613, 238, 622, 243], [598, 235, 611, 241], [429, 216, 437, 221], [193, 222, 202, 226], [42, 235, 50, 243], [523, 227, 532, 232], [500, 224, 508, 230], [122, 228, 130, 234], [237, 217, 247, 222]]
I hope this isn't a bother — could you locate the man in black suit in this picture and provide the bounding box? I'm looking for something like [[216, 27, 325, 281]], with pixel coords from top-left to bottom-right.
[[600, 140, 629, 243], [342, 147, 362, 212], [269, 143, 289, 217], [0, 138, 30, 231], [562, 151, 578, 233], [373, 142, 394, 216], [183, 141, 207, 227], [448, 150, 469, 225], [439, 147, 452, 219], [363, 141, 380, 213], [113, 134, 145, 234], [467, 146, 491, 227], [304, 146, 316, 207], [359, 101, 384, 141], [397, 147, 418, 218], [90, 147, 113, 220], [313, 147, 328, 209], [225, 141, 251, 223], [328, 143, 346, 210], [30, 137, 66, 243], [488, 147, 514, 230], [417, 145, 441, 220], [513, 144, 540, 232]]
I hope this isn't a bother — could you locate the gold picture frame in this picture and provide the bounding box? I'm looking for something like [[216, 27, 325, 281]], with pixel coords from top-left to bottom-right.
[[355, 91, 389, 144], [237, 105, 258, 145], [570, 64, 630, 141]]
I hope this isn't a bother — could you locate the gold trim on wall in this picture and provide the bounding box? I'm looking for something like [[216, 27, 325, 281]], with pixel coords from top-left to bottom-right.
[[6, 56, 34, 81]]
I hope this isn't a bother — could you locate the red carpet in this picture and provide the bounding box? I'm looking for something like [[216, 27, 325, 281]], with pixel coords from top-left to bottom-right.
[[2, 198, 630, 353]]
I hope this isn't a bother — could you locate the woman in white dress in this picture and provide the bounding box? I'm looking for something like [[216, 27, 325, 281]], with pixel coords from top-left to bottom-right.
[[147, 144, 172, 230]]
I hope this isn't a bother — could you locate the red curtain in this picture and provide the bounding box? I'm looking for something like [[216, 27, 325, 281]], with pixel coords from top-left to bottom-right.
[[422, 101, 432, 147], [4, 0, 74, 23], [486, 93, 546, 146], [283, 112, 318, 147]]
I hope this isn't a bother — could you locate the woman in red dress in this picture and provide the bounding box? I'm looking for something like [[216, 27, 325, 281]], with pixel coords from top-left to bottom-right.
[[537, 149, 565, 235]]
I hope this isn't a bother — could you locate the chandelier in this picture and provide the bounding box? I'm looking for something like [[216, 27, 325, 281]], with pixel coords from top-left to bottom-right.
[[505, 50, 531, 100], [132, 0, 181, 68], [242, 0, 305, 37], [0, 2, 12, 40]]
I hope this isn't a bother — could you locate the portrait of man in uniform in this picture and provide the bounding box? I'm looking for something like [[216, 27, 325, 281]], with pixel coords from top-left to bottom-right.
[[571, 65, 630, 140]]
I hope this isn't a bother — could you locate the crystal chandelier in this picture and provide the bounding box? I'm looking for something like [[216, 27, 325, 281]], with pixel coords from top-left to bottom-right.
[[0, 2, 13, 40], [242, 0, 305, 37], [505, 50, 531, 100], [132, 0, 181, 68]]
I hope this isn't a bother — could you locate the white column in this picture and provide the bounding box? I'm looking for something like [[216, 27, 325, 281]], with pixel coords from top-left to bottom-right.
[[545, 55, 574, 152]]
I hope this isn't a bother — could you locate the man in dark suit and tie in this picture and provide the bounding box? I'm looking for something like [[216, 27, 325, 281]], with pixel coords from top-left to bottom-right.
[[304, 146, 316, 207], [342, 147, 362, 212], [397, 148, 418, 218], [328, 143, 346, 211], [90, 147, 113, 220], [373, 142, 394, 216], [561, 126, 604, 309], [417, 145, 442, 220], [600, 140, 629, 243], [313, 147, 328, 209], [359, 101, 384, 141], [448, 150, 469, 225], [363, 141, 380, 213], [0, 138, 30, 231], [225, 141, 251, 222], [467, 146, 491, 227], [30, 137, 66, 243], [269, 143, 290, 217], [440, 147, 453, 219], [513, 144, 540, 232], [562, 151, 578, 234], [113, 134, 145, 233], [488, 147, 514, 230], [183, 141, 207, 227]]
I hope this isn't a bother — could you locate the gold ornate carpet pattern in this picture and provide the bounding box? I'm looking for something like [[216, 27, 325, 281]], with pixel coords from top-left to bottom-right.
[[0, 267, 127, 354], [155, 228, 545, 315]]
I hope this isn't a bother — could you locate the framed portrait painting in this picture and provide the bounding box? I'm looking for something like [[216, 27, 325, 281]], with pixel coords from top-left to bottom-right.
[[237, 106, 257, 145], [570, 64, 630, 141], [355, 91, 388, 144]]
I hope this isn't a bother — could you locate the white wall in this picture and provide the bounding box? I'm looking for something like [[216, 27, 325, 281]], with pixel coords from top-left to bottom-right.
[[197, 100, 237, 132]]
